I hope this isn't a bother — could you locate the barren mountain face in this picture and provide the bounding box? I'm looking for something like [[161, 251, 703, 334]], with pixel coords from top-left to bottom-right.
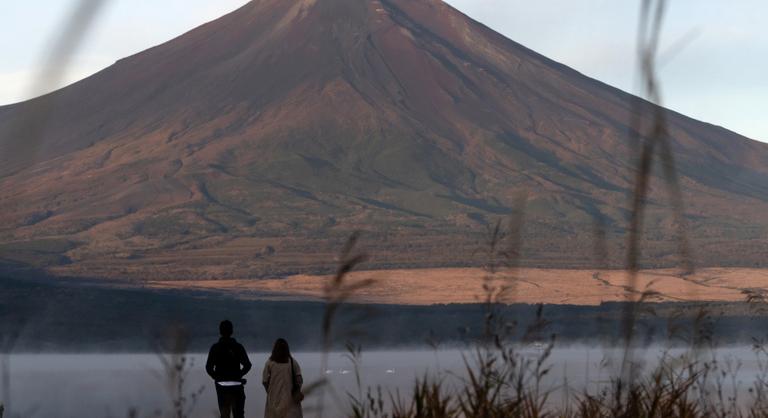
[[1, 0, 767, 280]]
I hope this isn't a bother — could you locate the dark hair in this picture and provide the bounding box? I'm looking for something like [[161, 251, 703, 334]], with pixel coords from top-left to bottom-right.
[[270, 338, 291, 363], [219, 320, 233, 337]]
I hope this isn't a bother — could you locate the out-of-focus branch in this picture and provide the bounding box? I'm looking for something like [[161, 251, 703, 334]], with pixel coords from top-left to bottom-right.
[[621, 0, 695, 386], [3, 0, 108, 174]]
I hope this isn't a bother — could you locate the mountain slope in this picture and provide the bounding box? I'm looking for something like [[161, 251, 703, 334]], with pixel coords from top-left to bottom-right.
[[1, 0, 767, 280]]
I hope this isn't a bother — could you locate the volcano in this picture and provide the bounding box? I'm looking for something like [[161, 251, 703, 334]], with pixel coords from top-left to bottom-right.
[[1, 0, 767, 280]]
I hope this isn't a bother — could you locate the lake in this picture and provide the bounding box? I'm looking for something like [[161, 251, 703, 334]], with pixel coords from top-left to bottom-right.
[[2, 345, 766, 417]]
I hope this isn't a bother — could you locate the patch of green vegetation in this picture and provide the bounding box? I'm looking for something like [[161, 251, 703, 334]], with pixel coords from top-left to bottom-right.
[[0, 239, 77, 254], [132, 213, 195, 237]]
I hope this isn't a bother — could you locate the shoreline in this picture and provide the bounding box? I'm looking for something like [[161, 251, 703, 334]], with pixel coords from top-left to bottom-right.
[[143, 266, 767, 306]]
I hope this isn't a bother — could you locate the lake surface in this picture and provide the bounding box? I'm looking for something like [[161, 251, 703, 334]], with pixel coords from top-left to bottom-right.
[[2, 345, 766, 417]]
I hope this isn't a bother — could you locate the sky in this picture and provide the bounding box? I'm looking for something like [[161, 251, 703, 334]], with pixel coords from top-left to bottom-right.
[[1, 0, 765, 142]]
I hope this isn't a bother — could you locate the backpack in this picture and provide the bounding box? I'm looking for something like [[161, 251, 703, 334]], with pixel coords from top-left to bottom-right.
[[290, 357, 304, 403]]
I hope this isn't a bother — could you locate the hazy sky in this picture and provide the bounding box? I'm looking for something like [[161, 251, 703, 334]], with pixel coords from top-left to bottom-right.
[[1, 0, 765, 141]]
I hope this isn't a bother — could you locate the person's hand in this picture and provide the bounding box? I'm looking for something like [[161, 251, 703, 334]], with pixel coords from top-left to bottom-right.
[[241, 378, 248, 385]]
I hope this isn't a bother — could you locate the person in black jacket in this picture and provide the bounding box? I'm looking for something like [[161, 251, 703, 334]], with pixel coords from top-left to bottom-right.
[[206, 320, 252, 418]]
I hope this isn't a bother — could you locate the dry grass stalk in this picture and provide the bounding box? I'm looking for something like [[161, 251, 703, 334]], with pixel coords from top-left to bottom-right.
[[153, 326, 205, 418], [315, 232, 373, 418]]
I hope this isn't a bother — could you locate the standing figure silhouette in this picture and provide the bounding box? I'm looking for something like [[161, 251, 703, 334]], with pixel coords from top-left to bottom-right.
[[205, 320, 252, 418], [263, 338, 304, 418]]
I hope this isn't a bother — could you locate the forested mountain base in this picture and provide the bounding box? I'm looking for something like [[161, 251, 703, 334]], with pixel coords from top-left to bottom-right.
[[0, 275, 765, 352]]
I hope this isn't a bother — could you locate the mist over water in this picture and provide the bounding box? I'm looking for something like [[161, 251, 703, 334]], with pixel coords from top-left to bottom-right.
[[3, 345, 765, 417]]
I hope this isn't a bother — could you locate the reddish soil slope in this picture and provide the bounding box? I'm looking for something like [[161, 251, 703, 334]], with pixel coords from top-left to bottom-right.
[[1, 0, 767, 280]]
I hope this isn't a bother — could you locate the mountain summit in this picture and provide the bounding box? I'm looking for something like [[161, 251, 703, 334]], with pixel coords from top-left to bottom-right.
[[1, 0, 767, 279]]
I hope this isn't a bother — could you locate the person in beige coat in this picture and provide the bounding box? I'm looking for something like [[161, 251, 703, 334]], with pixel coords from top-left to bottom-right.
[[262, 338, 304, 418]]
